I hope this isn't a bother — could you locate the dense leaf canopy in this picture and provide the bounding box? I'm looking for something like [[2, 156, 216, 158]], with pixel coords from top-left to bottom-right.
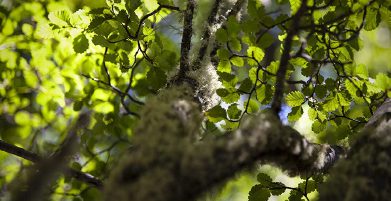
[[0, 0, 390, 201]]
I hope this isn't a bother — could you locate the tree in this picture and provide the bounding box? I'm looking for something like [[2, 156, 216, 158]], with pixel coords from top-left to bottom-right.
[[0, 0, 390, 200]]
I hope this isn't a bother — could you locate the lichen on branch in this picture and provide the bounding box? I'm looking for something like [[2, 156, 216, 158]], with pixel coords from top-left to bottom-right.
[[105, 88, 343, 201], [319, 100, 391, 201]]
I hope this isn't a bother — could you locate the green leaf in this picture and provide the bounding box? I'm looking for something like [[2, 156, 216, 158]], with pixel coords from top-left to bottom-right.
[[315, 85, 327, 99], [217, 60, 231, 73], [375, 73, 391, 90], [309, 107, 327, 122], [147, 68, 167, 90], [73, 101, 83, 111], [256, 32, 274, 49], [89, 7, 107, 14], [247, 46, 265, 61], [216, 88, 229, 97], [312, 120, 326, 133], [245, 99, 259, 113], [73, 34, 89, 53], [354, 64, 368, 79], [289, 0, 301, 14], [308, 108, 317, 120], [364, 7, 381, 31], [317, 110, 327, 121], [248, 184, 271, 201], [255, 85, 266, 101], [93, 102, 114, 114], [286, 91, 305, 107], [227, 16, 240, 36], [91, 88, 111, 101], [249, 67, 262, 83], [119, 51, 130, 66], [323, 95, 339, 112], [230, 57, 244, 67], [337, 93, 350, 106], [266, 61, 279, 75], [230, 38, 242, 52], [256, 85, 273, 103], [345, 79, 358, 97], [80, 188, 102, 201], [22, 23, 33, 36], [239, 78, 253, 93], [257, 173, 272, 183], [48, 10, 71, 27], [227, 104, 242, 119], [216, 28, 228, 43], [288, 189, 303, 201], [289, 57, 308, 68], [380, 6, 391, 28], [14, 111, 30, 126], [144, 0, 159, 11], [222, 91, 240, 103], [221, 120, 240, 131], [218, 72, 238, 88], [288, 106, 303, 122], [217, 48, 230, 60], [88, 16, 107, 30], [2, 19, 14, 36], [125, 0, 141, 13], [298, 180, 317, 193], [206, 105, 227, 123], [269, 182, 286, 195]]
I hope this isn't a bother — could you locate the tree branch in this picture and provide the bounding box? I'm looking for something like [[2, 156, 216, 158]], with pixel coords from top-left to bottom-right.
[[271, 0, 308, 116], [222, 0, 245, 20], [106, 89, 344, 201], [0, 140, 41, 163], [178, 0, 195, 79], [0, 128, 103, 190], [191, 0, 222, 70], [319, 99, 391, 201]]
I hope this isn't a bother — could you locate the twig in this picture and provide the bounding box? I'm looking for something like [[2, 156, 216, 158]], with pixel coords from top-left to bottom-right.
[[0, 139, 103, 189], [271, 0, 308, 116]]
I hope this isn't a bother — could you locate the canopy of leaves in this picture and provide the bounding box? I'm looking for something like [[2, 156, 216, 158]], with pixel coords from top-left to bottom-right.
[[0, 0, 390, 200]]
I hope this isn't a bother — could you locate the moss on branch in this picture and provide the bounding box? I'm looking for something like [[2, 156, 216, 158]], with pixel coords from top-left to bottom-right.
[[319, 101, 391, 201], [105, 88, 343, 201]]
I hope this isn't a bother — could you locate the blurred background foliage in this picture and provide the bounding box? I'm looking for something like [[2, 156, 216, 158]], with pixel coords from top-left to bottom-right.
[[0, 0, 390, 200]]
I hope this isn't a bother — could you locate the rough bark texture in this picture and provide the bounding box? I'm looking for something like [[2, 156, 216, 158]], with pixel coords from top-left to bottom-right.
[[103, 1, 391, 201], [319, 100, 391, 201], [104, 86, 344, 201]]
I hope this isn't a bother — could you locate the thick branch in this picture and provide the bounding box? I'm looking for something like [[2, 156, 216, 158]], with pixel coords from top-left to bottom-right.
[[195, 0, 245, 70], [191, 0, 222, 70], [319, 99, 391, 201], [0, 120, 103, 190], [178, 0, 195, 78], [222, 0, 246, 20], [0, 140, 41, 162], [106, 89, 343, 201], [271, 1, 308, 116]]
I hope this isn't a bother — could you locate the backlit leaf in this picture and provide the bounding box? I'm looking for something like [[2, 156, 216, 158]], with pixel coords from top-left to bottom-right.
[[73, 34, 89, 53], [286, 91, 305, 107], [249, 185, 271, 201], [227, 104, 242, 119], [247, 46, 265, 62], [289, 0, 301, 14]]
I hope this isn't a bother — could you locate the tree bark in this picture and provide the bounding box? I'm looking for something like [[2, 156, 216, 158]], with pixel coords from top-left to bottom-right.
[[104, 87, 345, 201], [319, 99, 391, 201]]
